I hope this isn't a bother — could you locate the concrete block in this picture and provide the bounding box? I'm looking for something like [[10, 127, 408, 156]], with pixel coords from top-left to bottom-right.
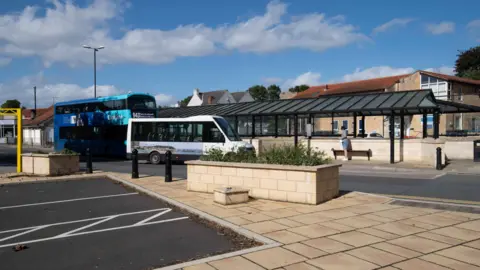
[[214, 187, 249, 205]]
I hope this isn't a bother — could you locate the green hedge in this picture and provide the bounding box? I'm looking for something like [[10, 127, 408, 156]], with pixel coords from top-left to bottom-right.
[[201, 144, 331, 166]]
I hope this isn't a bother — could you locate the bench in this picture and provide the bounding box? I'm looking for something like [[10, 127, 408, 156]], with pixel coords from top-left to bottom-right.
[[331, 148, 371, 161]]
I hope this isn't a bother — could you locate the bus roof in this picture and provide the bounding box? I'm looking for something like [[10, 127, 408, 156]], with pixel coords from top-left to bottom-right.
[[54, 93, 155, 106], [129, 115, 222, 122]]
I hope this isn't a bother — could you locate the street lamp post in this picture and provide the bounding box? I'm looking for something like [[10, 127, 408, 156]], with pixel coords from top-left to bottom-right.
[[83, 45, 104, 98]]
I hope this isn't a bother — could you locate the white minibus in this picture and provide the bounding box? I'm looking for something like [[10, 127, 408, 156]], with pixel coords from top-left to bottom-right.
[[126, 116, 254, 164]]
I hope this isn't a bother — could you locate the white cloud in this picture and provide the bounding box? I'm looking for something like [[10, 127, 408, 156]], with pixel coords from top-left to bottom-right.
[[0, 0, 367, 66], [0, 72, 121, 108], [0, 72, 175, 108], [425, 66, 455, 75], [372, 18, 415, 34], [467, 19, 480, 41], [342, 66, 414, 82], [0, 57, 11, 67], [154, 93, 175, 106], [282, 71, 322, 89], [426, 21, 455, 35]]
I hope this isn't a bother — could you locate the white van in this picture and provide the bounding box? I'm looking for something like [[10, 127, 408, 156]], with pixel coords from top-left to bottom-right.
[[126, 116, 254, 164]]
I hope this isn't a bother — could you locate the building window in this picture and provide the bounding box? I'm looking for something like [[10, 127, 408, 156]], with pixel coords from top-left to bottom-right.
[[333, 120, 338, 133], [455, 115, 462, 130], [342, 120, 348, 131], [359, 119, 364, 133], [420, 75, 448, 100], [458, 89, 463, 101]]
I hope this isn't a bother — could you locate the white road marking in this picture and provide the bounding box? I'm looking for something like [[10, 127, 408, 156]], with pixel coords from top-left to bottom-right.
[[0, 208, 169, 236], [0, 193, 139, 210], [0, 226, 48, 242], [135, 209, 171, 225], [57, 216, 117, 237], [0, 216, 188, 249]]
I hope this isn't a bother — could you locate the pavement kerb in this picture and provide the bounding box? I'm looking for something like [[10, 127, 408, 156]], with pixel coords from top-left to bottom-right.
[[0, 172, 108, 185], [106, 174, 282, 270]]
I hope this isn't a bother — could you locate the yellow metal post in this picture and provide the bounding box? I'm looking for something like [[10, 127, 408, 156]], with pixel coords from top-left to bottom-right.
[[17, 109, 22, 173], [0, 108, 22, 173]]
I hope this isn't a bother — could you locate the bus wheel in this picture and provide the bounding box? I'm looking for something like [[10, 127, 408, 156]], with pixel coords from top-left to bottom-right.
[[149, 151, 162, 165]]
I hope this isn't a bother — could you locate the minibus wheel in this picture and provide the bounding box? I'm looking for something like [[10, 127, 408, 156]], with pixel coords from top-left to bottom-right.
[[149, 151, 162, 165]]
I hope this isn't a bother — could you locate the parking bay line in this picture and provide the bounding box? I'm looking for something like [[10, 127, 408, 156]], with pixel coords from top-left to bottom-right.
[[0, 208, 170, 235], [0, 193, 139, 210], [0, 209, 188, 248]]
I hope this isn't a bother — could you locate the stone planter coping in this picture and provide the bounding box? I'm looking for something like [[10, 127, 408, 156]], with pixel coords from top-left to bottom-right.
[[21, 153, 79, 157], [185, 160, 341, 172], [214, 187, 249, 195]]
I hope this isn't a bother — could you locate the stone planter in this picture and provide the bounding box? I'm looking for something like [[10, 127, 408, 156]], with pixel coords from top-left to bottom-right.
[[185, 160, 341, 205], [22, 153, 80, 176]]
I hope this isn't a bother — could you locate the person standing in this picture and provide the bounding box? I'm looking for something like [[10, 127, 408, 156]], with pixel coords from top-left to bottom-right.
[[340, 126, 349, 161]]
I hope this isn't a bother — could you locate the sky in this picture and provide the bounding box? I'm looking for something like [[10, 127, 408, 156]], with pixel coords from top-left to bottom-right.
[[0, 0, 479, 108]]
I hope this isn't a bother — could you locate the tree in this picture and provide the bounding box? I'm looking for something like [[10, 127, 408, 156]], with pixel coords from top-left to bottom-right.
[[1, 99, 21, 108], [248, 85, 268, 101], [288, 84, 310, 93], [178, 95, 192, 108], [267, 84, 281, 100], [455, 46, 480, 80]]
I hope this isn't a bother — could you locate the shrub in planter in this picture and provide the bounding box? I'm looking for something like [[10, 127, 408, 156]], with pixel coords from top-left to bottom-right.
[[201, 144, 330, 166]]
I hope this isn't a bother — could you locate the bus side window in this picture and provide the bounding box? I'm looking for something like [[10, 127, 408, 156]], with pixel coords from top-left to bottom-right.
[[203, 122, 225, 143], [193, 123, 203, 142]]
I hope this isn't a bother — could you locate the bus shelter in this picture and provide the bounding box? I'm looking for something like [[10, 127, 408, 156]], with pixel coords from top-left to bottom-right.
[[158, 90, 480, 164]]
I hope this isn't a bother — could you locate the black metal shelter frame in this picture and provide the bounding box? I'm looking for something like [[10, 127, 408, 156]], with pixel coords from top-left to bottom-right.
[[158, 90, 480, 164]]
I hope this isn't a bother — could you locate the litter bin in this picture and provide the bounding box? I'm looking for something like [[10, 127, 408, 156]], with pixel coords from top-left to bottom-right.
[[475, 140, 480, 162]]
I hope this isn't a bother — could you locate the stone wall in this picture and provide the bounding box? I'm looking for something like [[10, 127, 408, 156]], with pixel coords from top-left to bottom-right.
[[22, 154, 79, 176], [185, 160, 341, 205]]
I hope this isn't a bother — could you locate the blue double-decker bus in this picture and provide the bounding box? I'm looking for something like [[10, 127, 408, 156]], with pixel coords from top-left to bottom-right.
[[54, 93, 157, 157]]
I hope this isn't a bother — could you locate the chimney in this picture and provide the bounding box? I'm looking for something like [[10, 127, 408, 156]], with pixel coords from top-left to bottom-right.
[[193, 88, 200, 96], [30, 110, 36, 120], [208, 96, 214, 105], [324, 84, 328, 91]]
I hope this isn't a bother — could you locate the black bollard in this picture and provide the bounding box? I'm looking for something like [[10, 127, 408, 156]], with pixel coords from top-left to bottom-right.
[[436, 147, 442, 170], [86, 148, 93, 174], [132, 149, 139, 179], [165, 150, 172, 182]]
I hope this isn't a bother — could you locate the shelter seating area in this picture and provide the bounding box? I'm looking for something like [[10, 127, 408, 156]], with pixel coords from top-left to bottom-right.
[[158, 90, 480, 165]]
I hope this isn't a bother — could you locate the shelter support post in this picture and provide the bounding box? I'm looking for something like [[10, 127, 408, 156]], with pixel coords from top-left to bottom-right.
[[234, 116, 238, 134], [353, 114, 357, 138], [423, 113, 428, 138], [433, 110, 440, 139], [331, 114, 334, 135], [361, 115, 365, 138], [274, 115, 278, 138], [294, 114, 298, 147], [400, 112, 405, 140], [389, 112, 395, 164], [308, 114, 313, 139], [251, 115, 255, 138]]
